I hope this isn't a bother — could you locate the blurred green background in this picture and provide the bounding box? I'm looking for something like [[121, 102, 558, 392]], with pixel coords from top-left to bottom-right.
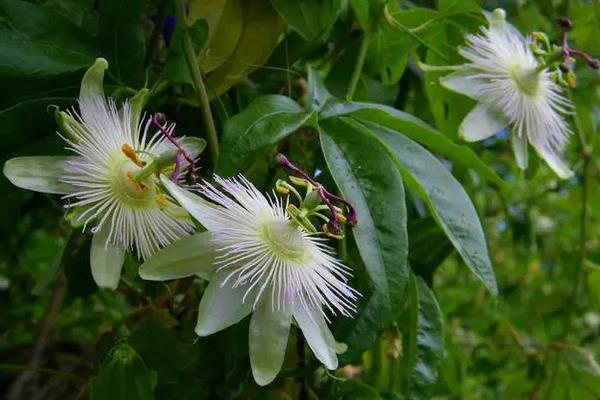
[[0, 0, 598, 399]]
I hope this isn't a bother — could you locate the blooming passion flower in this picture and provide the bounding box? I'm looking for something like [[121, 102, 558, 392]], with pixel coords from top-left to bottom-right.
[[140, 174, 358, 385], [3, 58, 205, 289], [440, 9, 573, 178]]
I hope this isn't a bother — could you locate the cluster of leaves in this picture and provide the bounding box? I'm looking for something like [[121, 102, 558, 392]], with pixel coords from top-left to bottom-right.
[[0, 0, 599, 399]]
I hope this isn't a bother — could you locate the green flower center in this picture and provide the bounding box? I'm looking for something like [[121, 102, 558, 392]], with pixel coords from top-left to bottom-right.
[[109, 154, 157, 208], [511, 66, 541, 97], [260, 219, 309, 262]]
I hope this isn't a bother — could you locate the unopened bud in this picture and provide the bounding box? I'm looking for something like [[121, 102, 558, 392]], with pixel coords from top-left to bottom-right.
[[558, 17, 572, 31]]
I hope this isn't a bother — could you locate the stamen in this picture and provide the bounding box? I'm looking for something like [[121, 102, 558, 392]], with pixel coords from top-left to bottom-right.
[[155, 193, 168, 209], [126, 171, 148, 192], [276, 153, 357, 234], [121, 144, 145, 167]]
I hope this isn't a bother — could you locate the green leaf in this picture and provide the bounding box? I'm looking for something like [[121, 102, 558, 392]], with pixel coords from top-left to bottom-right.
[[3, 156, 74, 194], [139, 232, 215, 281], [271, 0, 345, 43], [90, 343, 157, 400], [437, 0, 480, 14], [189, 0, 243, 73], [320, 101, 507, 191], [408, 219, 453, 282], [0, 0, 97, 54], [349, 0, 370, 27], [372, 124, 497, 295], [217, 95, 312, 176], [307, 66, 333, 111], [0, 4, 94, 107], [319, 116, 408, 359], [338, 378, 384, 400], [129, 315, 200, 385], [407, 276, 445, 399], [98, 0, 145, 85], [204, 0, 285, 96], [367, 6, 445, 84]]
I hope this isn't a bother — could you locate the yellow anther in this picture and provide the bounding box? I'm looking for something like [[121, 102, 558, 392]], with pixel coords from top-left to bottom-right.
[[126, 171, 148, 192], [337, 213, 347, 224], [531, 32, 545, 41], [567, 70, 576, 88], [276, 185, 289, 195], [322, 224, 344, 240], [155, 193, 168, 209], [121, 144, 145, 167], [289, 176, 308, 187]]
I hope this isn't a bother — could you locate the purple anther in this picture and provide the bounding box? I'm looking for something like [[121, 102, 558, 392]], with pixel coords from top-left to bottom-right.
[[276, 153, 357, 233], [152, 113, 197, 184]]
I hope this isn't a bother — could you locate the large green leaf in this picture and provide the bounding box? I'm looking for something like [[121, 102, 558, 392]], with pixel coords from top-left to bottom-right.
[[0, 0, 96, 54], [204, 0, 285, 96], [0, 0, 96, 106], [189, 0, 243, 73], [271, 0, 344, 43], [90, 344, 157, 400], [366, 6, 445, 84], [0, 98, 74, 158], [217, 95, 313, 176], [372, 124, 497, 295], [405, 275, 445, 400], [98, 0, 145, 85], [320, 116, 408, 359], [320, 101, 507, 191]]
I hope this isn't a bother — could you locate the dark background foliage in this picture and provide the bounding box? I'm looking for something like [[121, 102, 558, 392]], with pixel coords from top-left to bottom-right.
[[0, 0, 599, 399]]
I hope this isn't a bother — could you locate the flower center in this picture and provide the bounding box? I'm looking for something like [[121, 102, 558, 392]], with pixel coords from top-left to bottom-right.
[[260, 219, 309, 262], [109, 154, 157, 208], [511, 66, 541, 97]]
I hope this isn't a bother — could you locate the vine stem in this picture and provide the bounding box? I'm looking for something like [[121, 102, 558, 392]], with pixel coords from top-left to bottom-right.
[[346, 30, 370, 101], [6, 273, 67, 400], [174, 0, 219, 161]]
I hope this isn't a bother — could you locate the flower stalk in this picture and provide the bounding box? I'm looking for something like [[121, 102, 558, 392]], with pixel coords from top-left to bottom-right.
[[173, 0, 220, 162]]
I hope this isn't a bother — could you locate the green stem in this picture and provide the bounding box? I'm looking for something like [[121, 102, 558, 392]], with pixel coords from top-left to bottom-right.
[[565, 153, 590, 332], [174, 0, 219, 162], [346, 30, 370, 101]]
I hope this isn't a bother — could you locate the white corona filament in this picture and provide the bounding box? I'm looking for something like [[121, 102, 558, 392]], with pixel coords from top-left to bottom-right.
[[195, 175, 358, 319], [59, 94, 194, 259]]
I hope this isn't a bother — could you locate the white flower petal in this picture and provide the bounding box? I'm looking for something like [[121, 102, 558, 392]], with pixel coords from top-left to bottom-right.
[[3, 156, 75, 195], [531, 144, 574, 179], [511, 132, 529, 170], [161, 175, 219, 230], [79, 58, 108, 106], [139, 232, 216, 281], [90, 226, 125, 290], [249, 297, 292, 386], [195, 270, 254, 336], [293, 303, 338, 370], [459, 103, 509, 142], [440, 69, 486, 99]]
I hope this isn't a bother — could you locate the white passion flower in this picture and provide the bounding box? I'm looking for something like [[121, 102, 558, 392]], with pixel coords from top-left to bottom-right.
[[3, 58, 205, 290], [140, 175, 359, 386], [440, 9, 573, 178]]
